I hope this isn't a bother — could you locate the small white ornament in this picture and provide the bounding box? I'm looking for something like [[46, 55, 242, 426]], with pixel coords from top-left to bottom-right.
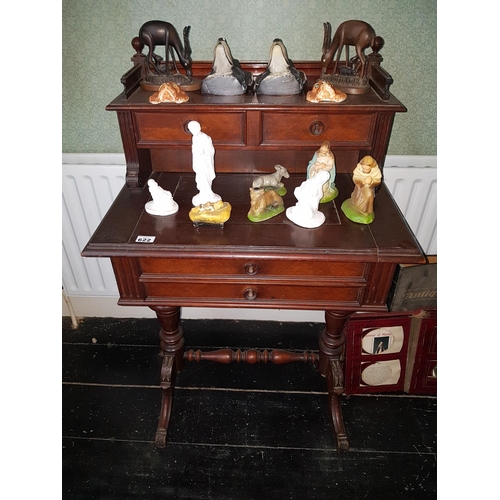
[[285, 170, 330, 228], [145, 179, 179, 216]]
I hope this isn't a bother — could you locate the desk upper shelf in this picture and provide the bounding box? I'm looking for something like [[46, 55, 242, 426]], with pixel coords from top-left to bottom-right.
[[107, 65, 406, 189]]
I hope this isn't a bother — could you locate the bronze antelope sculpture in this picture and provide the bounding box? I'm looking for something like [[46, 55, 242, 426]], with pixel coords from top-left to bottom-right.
[[139, 20, 193, 78], [321, 20, 379, 78]]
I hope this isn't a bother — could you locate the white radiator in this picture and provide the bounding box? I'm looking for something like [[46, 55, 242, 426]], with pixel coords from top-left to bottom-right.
[[382, 156, 437, 256], [62, 155, 126, 298], [62, 153, 437, 319]]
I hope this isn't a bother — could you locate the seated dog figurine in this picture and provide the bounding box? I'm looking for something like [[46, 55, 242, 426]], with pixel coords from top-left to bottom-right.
[[255, 39, 306, 95], [201, 38, 253, 95]]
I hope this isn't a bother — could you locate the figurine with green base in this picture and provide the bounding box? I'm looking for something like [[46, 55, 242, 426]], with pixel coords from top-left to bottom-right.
[[252, 165, 290, 196], [307, 141, 338, 203], [341, 155, 382, 224], [248, 188, 285, 222]]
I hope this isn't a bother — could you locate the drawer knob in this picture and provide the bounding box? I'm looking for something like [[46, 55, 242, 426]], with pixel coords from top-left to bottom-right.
[[244, 263, 259, 275], [309, 121, 325, 136], [243, 288, 258, 301]]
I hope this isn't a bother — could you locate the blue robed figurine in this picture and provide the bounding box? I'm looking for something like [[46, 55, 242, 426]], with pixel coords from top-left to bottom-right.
[[306, 141, 338, 203]]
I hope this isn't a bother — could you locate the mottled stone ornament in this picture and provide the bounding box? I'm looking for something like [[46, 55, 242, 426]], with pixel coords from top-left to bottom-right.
[[255, 39, 306, 95], [306, 80, 347, 103], [201, 38, 253, 95], [149, 82, 189, 104]]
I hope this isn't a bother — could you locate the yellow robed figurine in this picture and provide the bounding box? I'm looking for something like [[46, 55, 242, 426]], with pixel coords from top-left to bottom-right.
[[341, 156, 382, 224]]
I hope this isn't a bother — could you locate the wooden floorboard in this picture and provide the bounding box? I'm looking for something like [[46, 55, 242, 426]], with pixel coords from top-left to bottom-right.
[[62, 317, 437, 499]]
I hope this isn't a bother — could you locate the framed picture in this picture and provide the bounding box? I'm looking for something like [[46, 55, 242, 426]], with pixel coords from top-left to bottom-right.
[[345, 315, 412, 394]]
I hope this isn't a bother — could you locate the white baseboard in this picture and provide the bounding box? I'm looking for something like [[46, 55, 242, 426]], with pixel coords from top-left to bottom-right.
[[62, 296, 326, 322]]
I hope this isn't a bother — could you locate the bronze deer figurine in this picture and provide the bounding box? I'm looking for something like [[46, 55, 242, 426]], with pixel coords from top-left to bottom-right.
[[321, 20, 376, 78], [139, 20, 193, 78]]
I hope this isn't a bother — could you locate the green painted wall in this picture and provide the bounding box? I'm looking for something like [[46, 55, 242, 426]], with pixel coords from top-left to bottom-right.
[[62, 0, 436, 156]]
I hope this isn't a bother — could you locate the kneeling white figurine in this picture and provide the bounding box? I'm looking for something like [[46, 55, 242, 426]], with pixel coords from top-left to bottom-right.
[[145, 179, 179, 216], [285, 170, 330, 228]]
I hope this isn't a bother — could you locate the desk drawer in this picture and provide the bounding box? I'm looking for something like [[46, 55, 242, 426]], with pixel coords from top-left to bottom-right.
[[144, 281, 363, 305], [261, 112, 375, 146], [139, 257, 368, 281], [136, 112, 246, 145]]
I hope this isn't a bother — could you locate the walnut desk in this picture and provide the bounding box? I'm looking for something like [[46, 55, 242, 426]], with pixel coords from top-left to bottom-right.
[[82, 67, 424, 451]]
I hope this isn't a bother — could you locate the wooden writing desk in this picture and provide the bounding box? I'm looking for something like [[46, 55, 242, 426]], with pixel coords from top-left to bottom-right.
[[82, 62, 424, 450]]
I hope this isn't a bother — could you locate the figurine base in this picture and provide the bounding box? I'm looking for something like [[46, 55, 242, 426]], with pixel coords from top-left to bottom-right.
[[341, 199, 374, 224], [145, 200, 179, 216], [192, 222, 225, 228], [201, 75, 250, 96], [256, 72, 306, 96], [248, 205, 284, 223], [319, 186, 339, 204], [141, 76, 202, 92], [320, 75, 370, 95]]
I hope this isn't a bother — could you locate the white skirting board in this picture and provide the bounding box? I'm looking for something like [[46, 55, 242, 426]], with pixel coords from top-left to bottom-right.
[[62, 153, 437, 321]]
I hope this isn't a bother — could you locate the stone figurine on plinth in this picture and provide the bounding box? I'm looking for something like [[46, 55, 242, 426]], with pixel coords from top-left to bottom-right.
[[201, 38, 253, 95], [145, 179, 179, 216], [255, 39, 306, 95], [341, 155, 382, 224], [286, 170, 330, 228]]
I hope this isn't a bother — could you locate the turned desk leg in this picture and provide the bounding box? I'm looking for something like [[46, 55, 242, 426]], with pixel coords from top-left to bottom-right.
[[150, 306, 185, 448], [318, 310, 350, 451]]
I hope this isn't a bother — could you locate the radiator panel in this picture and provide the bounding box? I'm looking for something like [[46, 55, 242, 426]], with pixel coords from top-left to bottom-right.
[[62, 162, 126, 296]]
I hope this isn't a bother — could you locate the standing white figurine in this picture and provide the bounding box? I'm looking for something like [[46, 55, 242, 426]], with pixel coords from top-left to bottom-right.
[[145, 179, 179, 216], [187, 120, 222, 206], [285, 170, 330, 228]]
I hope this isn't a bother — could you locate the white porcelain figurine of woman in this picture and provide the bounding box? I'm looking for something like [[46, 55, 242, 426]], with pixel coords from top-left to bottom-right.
[[285, 170, 330, 228], [187, 120, 222, 206]]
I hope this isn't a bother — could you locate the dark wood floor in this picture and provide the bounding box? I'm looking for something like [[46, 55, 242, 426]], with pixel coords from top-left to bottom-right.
[[62, 316, 437, 499]]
